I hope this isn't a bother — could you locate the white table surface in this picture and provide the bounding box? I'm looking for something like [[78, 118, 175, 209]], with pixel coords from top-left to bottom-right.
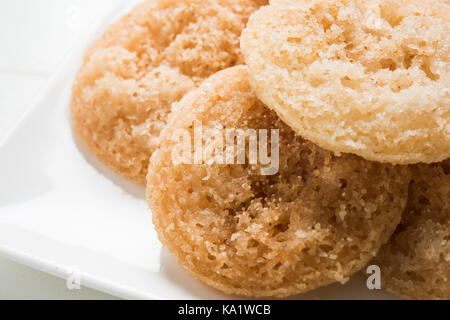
[[0, 0, 123, 300]]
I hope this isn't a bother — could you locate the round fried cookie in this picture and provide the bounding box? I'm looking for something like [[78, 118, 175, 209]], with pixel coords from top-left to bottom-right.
[[241, 0, 450, 164], [71, 0, 267, 184], [147, 66, 411, 298], [373, 159, 450, 300]]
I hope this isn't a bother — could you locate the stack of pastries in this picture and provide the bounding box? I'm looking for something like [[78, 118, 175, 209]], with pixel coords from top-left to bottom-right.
[[71, 0, 449, 299]]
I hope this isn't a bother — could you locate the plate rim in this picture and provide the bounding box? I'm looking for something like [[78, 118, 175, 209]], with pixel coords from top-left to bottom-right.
[[0, 0, 155, 300]]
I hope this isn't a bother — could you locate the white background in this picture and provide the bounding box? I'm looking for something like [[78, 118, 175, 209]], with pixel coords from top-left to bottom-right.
[[0, 0, 120, 300]]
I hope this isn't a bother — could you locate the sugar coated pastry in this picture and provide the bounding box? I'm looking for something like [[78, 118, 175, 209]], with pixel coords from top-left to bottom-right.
[[241, 0, 450, 164], [71, 0, 267, 184], [373, 159, 450, 300], [147, 66, 410, 298]]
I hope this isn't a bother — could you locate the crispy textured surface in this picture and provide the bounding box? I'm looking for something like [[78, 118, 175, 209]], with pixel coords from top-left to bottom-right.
[[241, 0, 450, 164], [147, 66, 410, 298], [71, 0, 266, 184], [374, 159, 450, 300]]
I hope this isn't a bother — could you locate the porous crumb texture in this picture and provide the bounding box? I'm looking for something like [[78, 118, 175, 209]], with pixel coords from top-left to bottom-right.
[[373, 159, 450, 300], [147, 66, 411, 298], [241, 0, 450, 164], [71, 0, 267, 184]]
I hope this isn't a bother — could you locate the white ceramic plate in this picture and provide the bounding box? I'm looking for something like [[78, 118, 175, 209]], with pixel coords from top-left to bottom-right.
[[0, 0, 397, 300]]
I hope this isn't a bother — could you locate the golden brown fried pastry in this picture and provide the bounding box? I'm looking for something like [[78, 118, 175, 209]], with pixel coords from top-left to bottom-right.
[[147, 66, 410, 297], [241, 0, 450, 164], [71, 0, 267, 184], [374, 159, 450, 300]]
